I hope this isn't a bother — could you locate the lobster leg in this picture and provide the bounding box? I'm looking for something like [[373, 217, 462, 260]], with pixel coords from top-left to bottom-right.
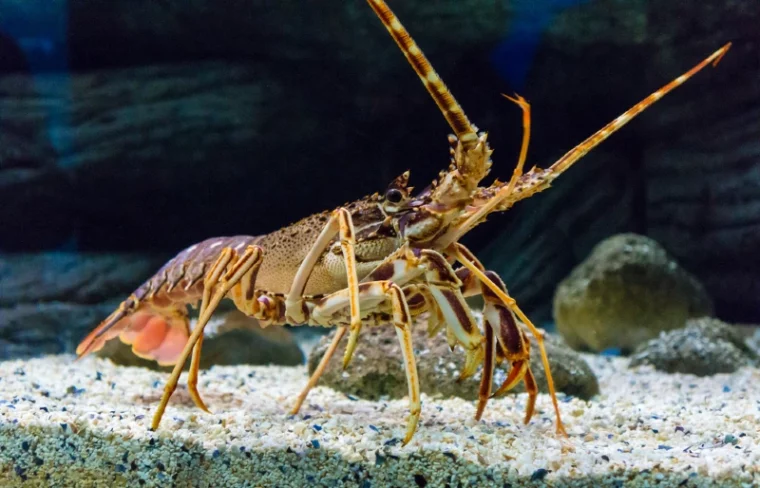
[[450, 243, 567, 436], [306, 280, 421, 445], [291, 286, 433, 417], [187, 244, 263, 412], [151, 245, 263, 431], [452, 249, 501, 420], [476, 318, 497, 421], [364, 246, 484, 373], [388, 282, 421, 446], [290, 326, 347, 415], [412, 248, 484, 379], [483, 270, 539, 425], [284, 208, 362, 369]]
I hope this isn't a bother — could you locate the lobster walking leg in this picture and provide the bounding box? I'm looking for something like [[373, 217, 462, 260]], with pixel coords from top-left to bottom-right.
[[388, 283, 421, 445], [483, 270, 538, 422], [450, 243, 567, 436], [290, 326, 347, 415], [284, 208, 362, 369], [151, 245, 263, 431], [307, 280, 422, 444], [477, 319, 496, 420], [419, 251, 485, 380], [291, 285, 435, 417], [452, 247, 529, 422]]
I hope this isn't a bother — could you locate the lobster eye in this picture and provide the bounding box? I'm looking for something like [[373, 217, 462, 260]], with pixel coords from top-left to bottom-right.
[[385, 188, 403, 204]]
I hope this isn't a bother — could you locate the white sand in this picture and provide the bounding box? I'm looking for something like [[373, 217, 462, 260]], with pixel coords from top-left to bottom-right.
[[0, 353, 758, 487]]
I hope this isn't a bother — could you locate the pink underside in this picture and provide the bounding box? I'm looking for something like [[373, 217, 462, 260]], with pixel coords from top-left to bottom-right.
[[118, 311, 189, 366]]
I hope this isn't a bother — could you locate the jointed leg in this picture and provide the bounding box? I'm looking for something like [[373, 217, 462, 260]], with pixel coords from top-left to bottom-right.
[[388, 283, 421, 445], [186, 245, 256, 413], [483, 270, 538, 425], [450, 243, 567, 436], [305, 280, 421, 444], [290, 326, 347, 415], [453, 249, 509, 421], [398, 248, 485, 380], [475, 321, 496, 421], [284, 208, 362, 369], [150, 245, 262, 430]]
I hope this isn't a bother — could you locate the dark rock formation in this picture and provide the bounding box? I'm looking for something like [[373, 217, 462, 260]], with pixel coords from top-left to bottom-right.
[[0, 252, 167, 307], [0, 301, 118, 358], [0, 252, 166, 358]]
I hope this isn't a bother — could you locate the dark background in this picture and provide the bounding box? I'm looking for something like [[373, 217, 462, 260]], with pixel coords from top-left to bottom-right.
[[1, 0, 758, 332]]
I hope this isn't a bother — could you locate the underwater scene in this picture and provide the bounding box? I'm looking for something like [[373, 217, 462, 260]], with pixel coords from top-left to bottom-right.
[[1, 0, 758, 486]]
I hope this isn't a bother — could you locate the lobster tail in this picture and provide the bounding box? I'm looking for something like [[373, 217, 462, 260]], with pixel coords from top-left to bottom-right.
[[76, 300, 192, 367], [75, 299, 135, 358]]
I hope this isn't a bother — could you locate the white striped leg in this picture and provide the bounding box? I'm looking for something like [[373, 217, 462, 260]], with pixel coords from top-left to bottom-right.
[[290, 326, 347, 415]]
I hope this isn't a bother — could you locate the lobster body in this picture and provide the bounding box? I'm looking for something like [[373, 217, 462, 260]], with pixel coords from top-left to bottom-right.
[[76, 201, 407, 365], [75, 0, 729, 445]]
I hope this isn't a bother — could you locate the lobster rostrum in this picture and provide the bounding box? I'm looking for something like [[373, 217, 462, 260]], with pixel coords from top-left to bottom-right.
[[76, 0, 730, 445]]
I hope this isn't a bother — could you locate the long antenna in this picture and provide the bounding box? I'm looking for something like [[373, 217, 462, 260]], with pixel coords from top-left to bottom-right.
[[366, 0, 479, 148]]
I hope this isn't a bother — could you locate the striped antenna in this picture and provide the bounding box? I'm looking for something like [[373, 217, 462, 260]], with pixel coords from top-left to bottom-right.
[[367, 0, 479, 147], [445, 41, 731, 245], [545, 42, 732, 179]]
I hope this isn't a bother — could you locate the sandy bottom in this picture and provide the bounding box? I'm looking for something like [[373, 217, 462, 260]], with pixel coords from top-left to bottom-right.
[[0, 353, 758, 487]]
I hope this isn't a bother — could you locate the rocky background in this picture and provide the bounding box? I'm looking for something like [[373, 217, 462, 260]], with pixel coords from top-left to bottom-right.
[[1, 0, 758, 361]]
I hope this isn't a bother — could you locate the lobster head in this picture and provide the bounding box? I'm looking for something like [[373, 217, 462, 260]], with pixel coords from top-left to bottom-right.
[[378, 132, 494, 250]]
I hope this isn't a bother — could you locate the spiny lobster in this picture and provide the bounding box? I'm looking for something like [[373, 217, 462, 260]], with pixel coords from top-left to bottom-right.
[[76, 0, 730, 445]]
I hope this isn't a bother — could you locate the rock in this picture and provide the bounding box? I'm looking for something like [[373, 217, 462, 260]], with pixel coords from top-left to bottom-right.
[[308, 316, 599, 402], [0, 301, 119, 359], [97, 310, 304, 370], [0, 251, 165, 359], [0, 252, 167, 307], [747, 326, 760, 357], [553, 233, 713, 353], [629, 317, 758, 376]]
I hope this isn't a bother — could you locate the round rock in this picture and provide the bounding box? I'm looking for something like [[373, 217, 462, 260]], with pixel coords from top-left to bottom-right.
[[629, 317, 758, 376], [307, 315, 599, 403], [553, 233, 713, 353]]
